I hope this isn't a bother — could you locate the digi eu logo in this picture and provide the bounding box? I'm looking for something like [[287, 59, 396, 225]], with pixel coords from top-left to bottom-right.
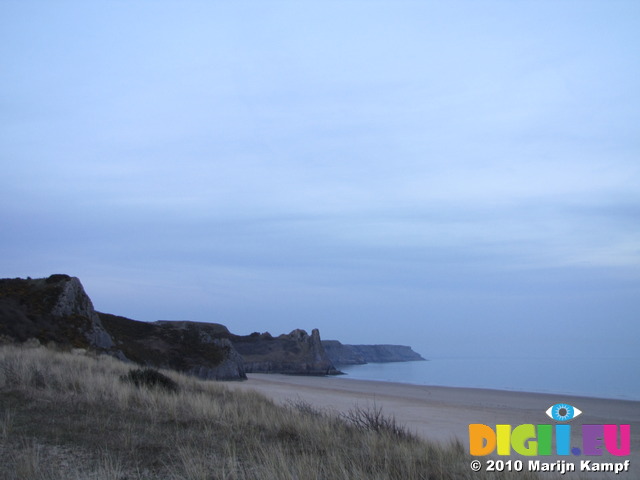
[[545, 403, 581, 422], [469, 403, 630, 456]]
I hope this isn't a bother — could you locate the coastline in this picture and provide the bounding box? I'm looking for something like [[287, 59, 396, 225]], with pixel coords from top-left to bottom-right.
[[226, 373, 640, 476], [337, 357, 640, 402], [337, 372, 640, 403]]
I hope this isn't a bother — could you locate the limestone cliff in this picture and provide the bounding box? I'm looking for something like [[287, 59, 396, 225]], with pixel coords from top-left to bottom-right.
[[99, 317, 246, 381], [322, 340, 425, 365], [0, 274, 114, 349], [230, 329, 341, 375], [321, 340, 367, 365]]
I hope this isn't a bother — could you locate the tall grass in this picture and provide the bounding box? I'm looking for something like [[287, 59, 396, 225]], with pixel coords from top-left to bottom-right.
[[0, 343, 541, 479]]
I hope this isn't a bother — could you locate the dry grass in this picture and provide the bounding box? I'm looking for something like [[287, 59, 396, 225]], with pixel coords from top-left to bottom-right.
[[0, 343, 541, 479]]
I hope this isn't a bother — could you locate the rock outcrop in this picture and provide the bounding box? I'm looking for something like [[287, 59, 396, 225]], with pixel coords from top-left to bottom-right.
[[0, 274, 114, 350], [230, 329, 341, 375], [98, 316, 246, 380], [186, 338, 245, 380], [322, 340, 425, 365], [321, 340, 367, 365]]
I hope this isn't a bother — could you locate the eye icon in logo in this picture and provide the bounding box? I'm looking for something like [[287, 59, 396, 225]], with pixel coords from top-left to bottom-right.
[[545, 403, 582, 422]]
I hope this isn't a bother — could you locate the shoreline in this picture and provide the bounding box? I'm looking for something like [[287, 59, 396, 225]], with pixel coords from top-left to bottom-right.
[[226, 373, 640, 476], [333, 372, 640, 403], [337, 357, 640, 402], [227, 373, 640, 438]]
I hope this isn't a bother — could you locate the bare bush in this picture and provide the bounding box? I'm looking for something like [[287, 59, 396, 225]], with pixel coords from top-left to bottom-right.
[[341, 404, 417, 441]]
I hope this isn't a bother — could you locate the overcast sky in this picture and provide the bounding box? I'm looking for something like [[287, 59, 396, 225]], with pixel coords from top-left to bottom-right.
[[1, 1, 639, 359]]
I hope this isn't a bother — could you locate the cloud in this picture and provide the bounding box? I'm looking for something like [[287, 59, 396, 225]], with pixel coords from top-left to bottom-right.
[[1, 1, 639, 359]]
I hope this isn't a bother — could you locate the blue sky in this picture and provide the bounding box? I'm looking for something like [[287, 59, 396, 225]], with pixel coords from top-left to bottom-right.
[[1, 1, 639, 359]]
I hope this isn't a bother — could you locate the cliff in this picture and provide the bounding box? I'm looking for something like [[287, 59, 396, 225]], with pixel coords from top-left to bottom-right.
[[0, 275, 246, 380], [0, 275, 344, 379], [0, 274, 114, 350], [322, 340, 425, 365], [98, 316, 246, 381], [230, 329, 341, 375], [321, 340, 366, 365]]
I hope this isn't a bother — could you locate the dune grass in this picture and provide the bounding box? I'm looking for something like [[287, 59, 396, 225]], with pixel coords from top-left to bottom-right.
[[0, 342, 541, 479]]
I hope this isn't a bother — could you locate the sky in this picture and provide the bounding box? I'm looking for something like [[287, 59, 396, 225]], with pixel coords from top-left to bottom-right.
[[1, 1, 639, 360]]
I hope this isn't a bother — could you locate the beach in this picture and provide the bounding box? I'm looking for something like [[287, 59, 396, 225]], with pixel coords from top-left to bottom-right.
[[227, 373, 640, 476]]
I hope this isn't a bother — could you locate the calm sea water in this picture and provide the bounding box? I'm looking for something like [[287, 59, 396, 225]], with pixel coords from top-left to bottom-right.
[[338, 357, 640, 401]]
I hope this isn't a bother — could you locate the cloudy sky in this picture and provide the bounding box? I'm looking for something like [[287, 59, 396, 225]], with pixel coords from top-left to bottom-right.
[[1, 1, 639, 359]]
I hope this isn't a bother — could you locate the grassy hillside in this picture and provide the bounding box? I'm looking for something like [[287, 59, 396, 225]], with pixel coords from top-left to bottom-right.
[[0, 343, 539, 479]]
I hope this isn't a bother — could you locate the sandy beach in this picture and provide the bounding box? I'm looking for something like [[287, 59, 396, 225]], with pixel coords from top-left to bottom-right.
[[227, 373, 640, 477]]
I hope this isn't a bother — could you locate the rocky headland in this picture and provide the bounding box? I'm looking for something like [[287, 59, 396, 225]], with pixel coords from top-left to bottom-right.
[[0, 274, 115, 351], [230, 329, 341, 375], [0, 274, 424, 381], [322, 340, 426, 365]]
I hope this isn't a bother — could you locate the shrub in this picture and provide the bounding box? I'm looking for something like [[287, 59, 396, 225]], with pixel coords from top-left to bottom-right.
[[120, 367, 179, 393], [341, 404, 416, 440], [45, 274, 71, 284]]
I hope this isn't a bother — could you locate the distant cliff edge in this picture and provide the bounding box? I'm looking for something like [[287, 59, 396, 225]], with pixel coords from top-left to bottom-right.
[[231, 329, 341, 375], [322, 340, 425, 365]]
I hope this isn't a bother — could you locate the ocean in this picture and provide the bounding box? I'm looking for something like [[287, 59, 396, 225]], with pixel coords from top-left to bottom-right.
[[338, 357, 640, 401]]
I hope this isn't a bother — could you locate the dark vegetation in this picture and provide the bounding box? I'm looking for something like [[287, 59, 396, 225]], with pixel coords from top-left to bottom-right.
[[99, 313, 227, 369], [120, 367, 179, 393]]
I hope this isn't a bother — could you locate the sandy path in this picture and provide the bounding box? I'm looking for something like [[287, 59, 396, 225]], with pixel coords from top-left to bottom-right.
[[226, 373, 640, 477]]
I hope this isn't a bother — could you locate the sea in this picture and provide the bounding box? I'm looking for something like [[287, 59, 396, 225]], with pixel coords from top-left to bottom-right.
[[338, 357, 640, 401]]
